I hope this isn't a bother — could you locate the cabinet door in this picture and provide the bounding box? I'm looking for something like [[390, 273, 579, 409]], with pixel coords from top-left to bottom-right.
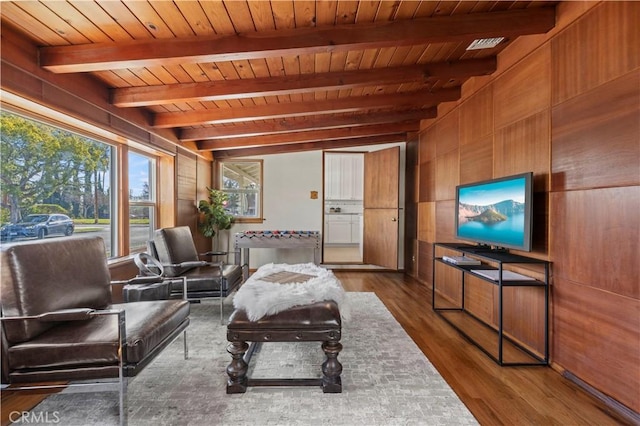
[[325, 153, 364, 200], [350, 216, 361, 243], [340, 155, 353, 200], [339, 154, 364, 200], [324, 155, 341, 200], [326, 220, 352, 244]]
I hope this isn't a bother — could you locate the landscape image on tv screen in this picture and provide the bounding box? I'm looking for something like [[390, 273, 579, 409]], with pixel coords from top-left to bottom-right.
[[456, 175, 529, 249]]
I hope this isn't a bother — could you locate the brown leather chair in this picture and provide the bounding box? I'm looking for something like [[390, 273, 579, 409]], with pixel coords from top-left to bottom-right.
[[0, 236, 190, 425], [148, 226, 244, 323]]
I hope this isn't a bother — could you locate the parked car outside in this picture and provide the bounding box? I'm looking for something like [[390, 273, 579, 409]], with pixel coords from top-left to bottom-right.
[[0, 214, 74, 241]]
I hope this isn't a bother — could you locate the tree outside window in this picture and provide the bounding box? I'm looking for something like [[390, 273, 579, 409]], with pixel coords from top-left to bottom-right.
[[0, 111, 115, 254]]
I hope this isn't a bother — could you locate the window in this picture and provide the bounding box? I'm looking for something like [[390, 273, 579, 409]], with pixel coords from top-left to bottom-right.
[[128, 151, 156, 252], [0, 111, 115, 255], [0, 107, 162, 258], [219, 160, 263, 222]]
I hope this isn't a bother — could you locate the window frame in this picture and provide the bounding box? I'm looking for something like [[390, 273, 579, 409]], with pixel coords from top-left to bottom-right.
[[217, 159, 264, 224], [127, 149, 158, 253]]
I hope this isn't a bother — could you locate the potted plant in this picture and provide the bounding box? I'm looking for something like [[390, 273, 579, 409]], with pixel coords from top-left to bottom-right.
[[198, 188, 234, 251]]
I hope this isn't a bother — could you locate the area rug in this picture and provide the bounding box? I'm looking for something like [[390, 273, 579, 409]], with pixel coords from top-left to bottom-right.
[[20, 293, 477, 425]]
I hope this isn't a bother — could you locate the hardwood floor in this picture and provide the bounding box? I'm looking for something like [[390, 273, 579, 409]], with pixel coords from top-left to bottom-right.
[[336, 271, 631, 426], [1, 271, 631, 425]]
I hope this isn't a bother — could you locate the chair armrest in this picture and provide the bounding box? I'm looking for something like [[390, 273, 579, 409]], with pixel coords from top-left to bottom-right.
[[201, 251, 228, 257], [175, 260, 210, 269], [36, 308, 96, 322], [0, 307, 124, 322], [111, 276, 165, 286]]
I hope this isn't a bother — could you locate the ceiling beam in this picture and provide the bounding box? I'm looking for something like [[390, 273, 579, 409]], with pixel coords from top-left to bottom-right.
[[112, 58, 495, 107], [179, 108, 436, 142], [211, 134, 409, 159], [40, 8, 555, 73], [154, 87, 460, 128], [196, 122, 420, 151]]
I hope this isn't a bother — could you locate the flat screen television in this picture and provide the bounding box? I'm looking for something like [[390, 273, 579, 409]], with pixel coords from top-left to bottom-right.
[[455, 172, 533, 252]]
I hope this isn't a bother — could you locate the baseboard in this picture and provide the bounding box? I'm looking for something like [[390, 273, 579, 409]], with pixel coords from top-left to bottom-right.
[[563, 370, 640, 425]]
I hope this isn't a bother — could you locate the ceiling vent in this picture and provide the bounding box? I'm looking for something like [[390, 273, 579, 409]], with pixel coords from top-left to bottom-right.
[[466, 37, 505, 50]]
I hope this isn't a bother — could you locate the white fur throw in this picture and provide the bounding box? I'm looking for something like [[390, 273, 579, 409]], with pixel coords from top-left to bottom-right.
[[233, 263, 350, 322]]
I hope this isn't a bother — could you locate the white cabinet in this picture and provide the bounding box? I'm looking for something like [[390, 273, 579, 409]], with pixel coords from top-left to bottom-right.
[[325, 155, 342, 200], [350, 217, 360, 243], [325, 214, 361, 244], [325, 153, 363, 200]]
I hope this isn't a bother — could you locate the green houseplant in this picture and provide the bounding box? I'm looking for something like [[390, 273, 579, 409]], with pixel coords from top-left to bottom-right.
[[198, 188, 234, 250]]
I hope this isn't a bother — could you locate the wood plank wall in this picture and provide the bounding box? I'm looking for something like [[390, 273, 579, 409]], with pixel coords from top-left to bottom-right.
[[409, 1, 639, 415], [176, 149, 213, 254]]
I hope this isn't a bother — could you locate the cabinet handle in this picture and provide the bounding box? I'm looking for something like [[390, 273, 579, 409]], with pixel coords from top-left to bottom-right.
[[391, 217, 397, 222]]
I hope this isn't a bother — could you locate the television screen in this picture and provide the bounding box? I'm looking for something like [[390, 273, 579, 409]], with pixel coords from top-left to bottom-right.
[[455, 172, 533, 251]]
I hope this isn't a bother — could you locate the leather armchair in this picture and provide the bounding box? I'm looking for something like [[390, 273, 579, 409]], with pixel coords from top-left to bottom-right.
[[144, 226, 245, 324], [1, 237, 190, 425]]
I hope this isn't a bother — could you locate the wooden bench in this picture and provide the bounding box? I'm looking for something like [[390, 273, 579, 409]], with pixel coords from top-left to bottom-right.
[[225, 269, 343, 393]]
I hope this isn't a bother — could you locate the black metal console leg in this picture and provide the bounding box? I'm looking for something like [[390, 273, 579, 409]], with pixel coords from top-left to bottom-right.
[[321, 340, 343, 393], [226, 341, 249, 393]]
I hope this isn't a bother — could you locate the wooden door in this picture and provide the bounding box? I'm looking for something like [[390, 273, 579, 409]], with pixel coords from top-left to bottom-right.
[[363, 146, 399, 269]]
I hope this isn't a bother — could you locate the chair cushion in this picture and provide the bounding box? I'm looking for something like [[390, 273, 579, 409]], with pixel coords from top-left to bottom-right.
[[153, 226, 200, 277], [7, 300, 190, 370], [123, 282, 171, 302], [1, 237, 112, 343]]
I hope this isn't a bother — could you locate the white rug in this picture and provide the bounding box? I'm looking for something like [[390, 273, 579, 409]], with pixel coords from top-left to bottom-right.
[[21, 293, 478, 425]]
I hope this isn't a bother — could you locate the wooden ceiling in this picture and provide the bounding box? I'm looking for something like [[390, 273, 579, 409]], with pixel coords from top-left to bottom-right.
[[0, 1, 557, 159]]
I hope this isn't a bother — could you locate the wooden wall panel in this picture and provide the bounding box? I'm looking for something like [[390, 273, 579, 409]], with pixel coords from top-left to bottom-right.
[[503, 286, 546, 354], [418, 161, 435, 202], [419, 126, 436, 164], [406, 140, 419, 204], [435, 110, 459, 156], [553, 277, 640, 412], [417, 240, 433, 285], [459, 135, 493, 185], [417, 202, 435, 242], [175, 150, 198, 238], [459, 85, 493, 145], [176, 150, 197, 201], [551, 70, 640, 191], [196, 157, 212, 203], [435, 200, 455, 243], [551, 1, 640, 105], [414, 2, 638, 415], [494, 111, 550, 189], [464, 277, 496, 325], [530, 191, 549, 256], [435, 149, 459, 201], [405, 139, 419, 275], [176, 199, 197, 229], [433, 261, 462, 305], [550, 187, 639, 299], [493, 45, 551, 129], [193, 156, 213, 253]]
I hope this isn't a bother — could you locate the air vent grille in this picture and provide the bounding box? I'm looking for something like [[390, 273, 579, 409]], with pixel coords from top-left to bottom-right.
[[466, 37, 505, 50]]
